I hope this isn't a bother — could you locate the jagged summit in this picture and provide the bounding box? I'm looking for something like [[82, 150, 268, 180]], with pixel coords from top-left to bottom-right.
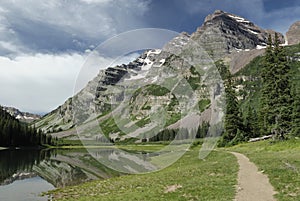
[[203, 10, 256, 25], [191, 10, 285, 58], [204, 10, 226, 23]]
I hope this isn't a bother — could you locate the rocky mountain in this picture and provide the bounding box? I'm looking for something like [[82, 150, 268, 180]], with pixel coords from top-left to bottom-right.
[[35, 10, 285, 142], [2, 106, 41, 123], [191, 10, 284, 59], [287, 21, 300, 45]]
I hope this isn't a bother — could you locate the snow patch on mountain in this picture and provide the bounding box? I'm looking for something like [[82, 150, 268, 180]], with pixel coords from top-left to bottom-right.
[[256, 45, 266, 50], [228, 14, 250, 24], [2, 106, 41, 123], [125, 49, 161, 81]]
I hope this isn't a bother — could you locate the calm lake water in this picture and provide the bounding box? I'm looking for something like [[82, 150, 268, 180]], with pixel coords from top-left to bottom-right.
[[0, 147, 158, 201], [0, 148, 126, 201]]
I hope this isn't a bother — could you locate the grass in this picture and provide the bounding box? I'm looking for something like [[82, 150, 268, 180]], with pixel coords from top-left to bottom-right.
[[117, 144, 166, 152], [48, 145, 238, 201], [167, 96, 179, 111], [135, 117, 151, 127], [227, 139, 300, 201], [146, 84, 170, 96], [166, 113, 181, 126], [46, 138, 300, 200], [198, 99, 211, 112]]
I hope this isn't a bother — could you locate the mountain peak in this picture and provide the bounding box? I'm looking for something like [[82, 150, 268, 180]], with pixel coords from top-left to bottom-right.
[[204, 10, 255, 26], [204, 10, 225, 23], [191, 10, 285, 58]]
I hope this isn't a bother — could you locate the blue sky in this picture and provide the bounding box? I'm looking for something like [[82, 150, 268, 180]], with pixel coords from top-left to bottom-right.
[[0, 0, 299, 113]]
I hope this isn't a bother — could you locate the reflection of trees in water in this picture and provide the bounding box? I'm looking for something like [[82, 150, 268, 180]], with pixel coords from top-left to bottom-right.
[[0, 149, 52, 184], [0, 149, 123, 188], [0, 148, 159, 187]]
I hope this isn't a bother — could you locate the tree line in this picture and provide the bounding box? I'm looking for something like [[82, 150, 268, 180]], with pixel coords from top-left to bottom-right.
[[147, 122, 210, 142], [0, 106, 54, 147]]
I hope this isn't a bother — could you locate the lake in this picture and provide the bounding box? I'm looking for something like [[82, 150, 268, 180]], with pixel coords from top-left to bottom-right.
[[0, 148, 125, 201]]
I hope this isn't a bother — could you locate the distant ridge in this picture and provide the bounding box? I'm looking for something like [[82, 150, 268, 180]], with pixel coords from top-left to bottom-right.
[[2, 106, 41, 123]]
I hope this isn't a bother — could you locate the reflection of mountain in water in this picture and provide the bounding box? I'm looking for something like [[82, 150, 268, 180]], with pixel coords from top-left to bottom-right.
[[0, 149, 124, 188], [0, 149, 50, 185], [88, 148, 158, 173], [33, 149, 123, 188]]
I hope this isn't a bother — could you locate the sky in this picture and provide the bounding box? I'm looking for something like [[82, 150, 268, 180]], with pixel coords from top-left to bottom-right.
[[0, 0, 299, 114]]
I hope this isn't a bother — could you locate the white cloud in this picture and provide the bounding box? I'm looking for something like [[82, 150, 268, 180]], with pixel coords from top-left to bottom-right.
[[0, 51, 140, 113], [0, 0, 150, 44], [79, 0, 113, 4], [0, 53, 85, 113], [0, 0, 151, 114], [0, 41, 21, 53]]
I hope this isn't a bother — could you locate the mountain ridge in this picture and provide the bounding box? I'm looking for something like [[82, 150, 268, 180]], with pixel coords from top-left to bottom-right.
[[2, 106, 41, 123], [35, 10, 293, 141]]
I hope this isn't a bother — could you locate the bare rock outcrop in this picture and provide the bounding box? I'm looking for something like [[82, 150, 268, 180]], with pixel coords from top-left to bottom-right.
[[287, 21, 300, 45]]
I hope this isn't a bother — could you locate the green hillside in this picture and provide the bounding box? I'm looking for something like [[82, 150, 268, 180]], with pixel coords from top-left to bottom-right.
[[219, 41, 300, 145]]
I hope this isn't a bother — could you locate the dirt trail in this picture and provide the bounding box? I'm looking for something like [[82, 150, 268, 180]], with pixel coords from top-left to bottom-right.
[[231, 152, 277, 201]]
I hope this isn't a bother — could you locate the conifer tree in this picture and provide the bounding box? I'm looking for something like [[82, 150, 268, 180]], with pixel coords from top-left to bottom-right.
[[216, 61, 243, 146], [259, 34, 293, 139], [259, 34, 274, 135], [0, 106, 52, 147], [291, 71, 300, 137], [243, 105, 259, 139], [272, 34, 292, 138]]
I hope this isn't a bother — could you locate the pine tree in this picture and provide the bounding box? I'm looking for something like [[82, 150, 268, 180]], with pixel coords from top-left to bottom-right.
[[0, 106, 51, 147], [291, 74, 300, 137], [259, 34, 274, 135], [216, 61, 243, 146], [258, 34, 293, 139], [243, 105, 259, 139], [271, 34, 293, 139]]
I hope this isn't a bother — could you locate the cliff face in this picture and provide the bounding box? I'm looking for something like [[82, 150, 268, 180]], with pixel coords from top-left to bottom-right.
[[287, 21, 300, 45], [35, 10, 285, 141], [191, 10, 285, 59]]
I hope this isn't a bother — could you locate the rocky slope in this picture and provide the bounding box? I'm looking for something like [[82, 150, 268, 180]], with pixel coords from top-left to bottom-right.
[[287, 21, 300, 45], [35, 10, 285, 141], [2, 106, 41, 123]]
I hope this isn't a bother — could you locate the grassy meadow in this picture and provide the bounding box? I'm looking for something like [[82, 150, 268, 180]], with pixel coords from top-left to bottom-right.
[[47, 139, 300, 201], [48, 145, 238, 201]]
